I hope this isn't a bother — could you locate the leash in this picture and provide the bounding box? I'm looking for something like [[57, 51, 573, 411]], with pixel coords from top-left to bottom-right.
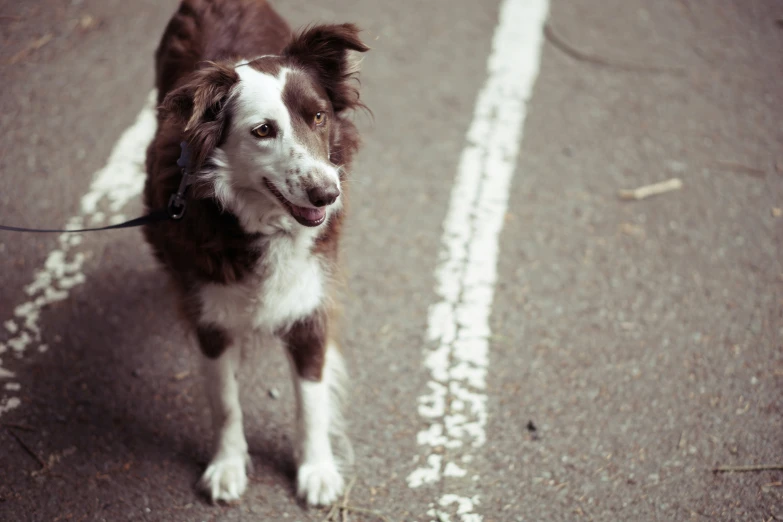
[[0, 210, 171, 233], [0, 142, 193, 234]]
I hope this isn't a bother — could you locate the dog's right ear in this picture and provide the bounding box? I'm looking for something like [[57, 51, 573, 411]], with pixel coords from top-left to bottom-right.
[[284, 24, 369, 113], [160, 63, 239, 170]]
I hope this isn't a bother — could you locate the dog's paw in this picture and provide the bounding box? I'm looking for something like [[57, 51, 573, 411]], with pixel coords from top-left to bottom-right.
[[199, 454, 248, 503], [297, 460, 345, 506]]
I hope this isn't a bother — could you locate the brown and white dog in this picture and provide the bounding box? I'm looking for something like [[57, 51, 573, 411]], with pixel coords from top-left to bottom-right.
[[142, 0, 368, 506]]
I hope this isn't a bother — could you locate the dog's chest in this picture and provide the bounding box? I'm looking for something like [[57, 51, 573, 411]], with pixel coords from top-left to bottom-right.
[[255, 238, 325, 328], [198, 234, 325, 332]]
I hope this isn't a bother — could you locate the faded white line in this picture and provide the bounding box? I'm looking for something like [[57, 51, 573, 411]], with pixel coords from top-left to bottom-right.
[[0, 91, 157, 416], [406, 0, 549, 520]]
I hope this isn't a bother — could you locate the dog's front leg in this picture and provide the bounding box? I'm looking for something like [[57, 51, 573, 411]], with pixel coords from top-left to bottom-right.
[[197, 327, 249, 503], [284, 312, 347, 506]]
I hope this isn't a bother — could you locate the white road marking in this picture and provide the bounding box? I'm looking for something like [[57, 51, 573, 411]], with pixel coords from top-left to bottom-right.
[[0, 91, 157, 416], [406, 0, 549, 520]]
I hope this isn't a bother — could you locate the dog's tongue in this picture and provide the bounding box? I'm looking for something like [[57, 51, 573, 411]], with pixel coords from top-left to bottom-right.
[[291, 205, 326, 222]]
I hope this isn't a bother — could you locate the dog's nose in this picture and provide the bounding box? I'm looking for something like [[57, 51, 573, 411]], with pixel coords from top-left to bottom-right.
[[307, 184, 340, 207]]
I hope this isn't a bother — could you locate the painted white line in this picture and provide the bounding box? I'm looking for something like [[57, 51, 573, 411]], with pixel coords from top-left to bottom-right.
[[0, 91, 157, 416], [406, 0, 549, 520]]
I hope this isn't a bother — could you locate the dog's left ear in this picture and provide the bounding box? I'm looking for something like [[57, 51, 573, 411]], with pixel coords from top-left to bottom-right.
[[160, 63, 240, 170], [284, 24, 369, 113]]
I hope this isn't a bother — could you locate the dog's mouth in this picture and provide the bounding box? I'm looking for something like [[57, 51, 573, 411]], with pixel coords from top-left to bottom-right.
[[264, 179, 326, 227]]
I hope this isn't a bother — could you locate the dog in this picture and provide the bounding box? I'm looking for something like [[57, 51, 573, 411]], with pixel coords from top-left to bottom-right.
[[142, 0, 368, 506]]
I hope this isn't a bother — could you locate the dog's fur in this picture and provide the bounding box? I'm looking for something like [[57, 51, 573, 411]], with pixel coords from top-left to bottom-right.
[[142, 0, 368, 506]]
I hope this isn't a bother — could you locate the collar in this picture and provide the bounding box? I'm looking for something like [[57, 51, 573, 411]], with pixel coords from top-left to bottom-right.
[[167, 141, 194, 220]]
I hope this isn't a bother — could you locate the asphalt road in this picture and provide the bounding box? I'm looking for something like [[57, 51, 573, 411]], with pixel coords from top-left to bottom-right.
[[1, 0, 782, 521]]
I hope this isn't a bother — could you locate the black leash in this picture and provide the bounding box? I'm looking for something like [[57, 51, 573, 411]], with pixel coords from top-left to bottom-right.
[[0, 210, 171, 233], [0, 142, 193, 234]]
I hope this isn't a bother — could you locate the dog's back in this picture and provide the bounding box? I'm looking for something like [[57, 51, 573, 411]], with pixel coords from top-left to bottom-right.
[[155, 0, 291, 102]]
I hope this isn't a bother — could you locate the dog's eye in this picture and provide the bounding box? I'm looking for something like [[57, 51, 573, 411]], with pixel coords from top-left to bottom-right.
[[314, 112, 326, 126], [251, 123, 274, 138]]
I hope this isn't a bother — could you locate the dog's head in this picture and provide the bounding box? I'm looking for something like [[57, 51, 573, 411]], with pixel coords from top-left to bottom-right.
[[161, 24, 368, 229]]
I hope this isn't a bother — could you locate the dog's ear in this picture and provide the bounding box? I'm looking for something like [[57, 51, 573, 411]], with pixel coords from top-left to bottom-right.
[[284, 24, 369, 113], [160, 62, 239, 170]]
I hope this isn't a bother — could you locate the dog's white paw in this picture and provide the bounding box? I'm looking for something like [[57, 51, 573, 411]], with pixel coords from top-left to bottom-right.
[[297, 461, 345, 506], [199, 453, 248, 503]]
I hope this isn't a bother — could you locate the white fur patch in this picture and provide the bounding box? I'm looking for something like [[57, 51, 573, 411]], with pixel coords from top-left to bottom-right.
[[198, 230, 324, 334], [293, 345, 346, 506], [199, 343, 249, 503], [200, 455, 248, 503]]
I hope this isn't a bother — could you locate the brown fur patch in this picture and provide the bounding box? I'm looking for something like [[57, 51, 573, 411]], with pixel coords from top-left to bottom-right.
[[247, 55, 284, 76], [283, 24, 369, 113], [283, 310, 328, 381], [282, 70, 331, 163], [160, 62, 239, 171], [197, 323, 231, 359], [154, 0, 292, 102], [312, 115, 361, 260]]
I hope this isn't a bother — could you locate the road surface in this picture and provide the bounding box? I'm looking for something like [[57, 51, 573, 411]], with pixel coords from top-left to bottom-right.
[[0, 0, 781, 520]]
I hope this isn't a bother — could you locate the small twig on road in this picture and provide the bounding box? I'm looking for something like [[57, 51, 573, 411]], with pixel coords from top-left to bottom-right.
[[713, 464, 783, 473], [339, 506, 391, 522], [7, 32, 53, 64], [618, 178, 683, 201], [320, 477, 392, 522], [6, 428, 46, 469], [674, 502, 711, 519], [711, 161, 766, 178], [543, 23, 686, 76], [1, 422, 36, 432], [342, 476, 356, 522], [173, 369, 190, 381], [321, 500, 339, 522]]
